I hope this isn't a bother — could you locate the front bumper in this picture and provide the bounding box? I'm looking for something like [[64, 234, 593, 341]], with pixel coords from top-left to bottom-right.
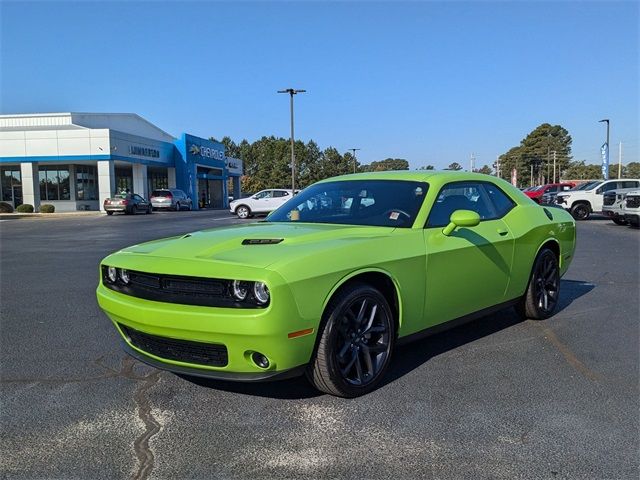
[[96, 281, 317, 379]]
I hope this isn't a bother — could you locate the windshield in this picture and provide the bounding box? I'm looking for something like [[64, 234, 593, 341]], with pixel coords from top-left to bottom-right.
[[266, 180, 429, 228]]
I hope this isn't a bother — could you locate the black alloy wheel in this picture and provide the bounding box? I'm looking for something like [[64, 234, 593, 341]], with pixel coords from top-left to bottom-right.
[[570, 203, 590, 220], [308, 282, 395, 397], [516, 248, 560, 320]]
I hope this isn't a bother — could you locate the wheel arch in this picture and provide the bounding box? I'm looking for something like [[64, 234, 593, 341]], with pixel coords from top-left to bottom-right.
[[321, 268, 402, 333], [570, 199, 591, 211]]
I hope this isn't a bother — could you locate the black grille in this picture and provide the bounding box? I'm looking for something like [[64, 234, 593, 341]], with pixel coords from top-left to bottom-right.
[[627, 196, 640, 208], [603, 195, 616, 206], [120, 324, 228, 367], [102, 267, 266, 308]]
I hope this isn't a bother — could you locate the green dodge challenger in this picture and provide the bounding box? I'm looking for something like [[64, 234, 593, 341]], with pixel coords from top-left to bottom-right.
[[97, 171, 576, 397]]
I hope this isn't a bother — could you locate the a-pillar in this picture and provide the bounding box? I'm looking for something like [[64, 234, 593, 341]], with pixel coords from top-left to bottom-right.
[[97, 160, 115, 212], [132, 163, 148, 198], [20, 162, 40, 210]]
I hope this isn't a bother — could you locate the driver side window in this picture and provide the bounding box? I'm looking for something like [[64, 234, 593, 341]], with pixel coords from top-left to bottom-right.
[[426, 181, 514, 227]]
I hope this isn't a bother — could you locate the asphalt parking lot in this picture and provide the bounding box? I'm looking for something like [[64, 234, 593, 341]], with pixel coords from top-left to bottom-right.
[[1, 211, 638, 479]]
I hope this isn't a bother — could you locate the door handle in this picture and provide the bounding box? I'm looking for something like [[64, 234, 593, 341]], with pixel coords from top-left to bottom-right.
[[497, 228, 509, 236]]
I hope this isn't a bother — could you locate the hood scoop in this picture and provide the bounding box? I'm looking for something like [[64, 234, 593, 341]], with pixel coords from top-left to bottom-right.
[[242, 238, 284, 245]]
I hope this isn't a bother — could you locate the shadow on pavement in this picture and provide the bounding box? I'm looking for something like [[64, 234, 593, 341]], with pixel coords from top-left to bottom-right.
[[179, 279, 594, 399]]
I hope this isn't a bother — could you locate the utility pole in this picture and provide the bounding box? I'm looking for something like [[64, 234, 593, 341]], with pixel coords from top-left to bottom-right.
[[495, 155, 500, 177], [277, 88, 306, 192], [470, 153, 475, 172], [530, 164, 534, 187], [552, 151, 557, 183], [349, 148, 361, 174], [618, 142, 622, 178]]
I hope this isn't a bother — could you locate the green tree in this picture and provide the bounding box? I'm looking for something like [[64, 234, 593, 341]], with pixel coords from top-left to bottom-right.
[[418, 165, 435, 170], [361, 158, 409, 172], [498, 123, 573, 187], [477, 165, 492, 175], [446, 162, 463, 171], [625, 162, 640, 178]]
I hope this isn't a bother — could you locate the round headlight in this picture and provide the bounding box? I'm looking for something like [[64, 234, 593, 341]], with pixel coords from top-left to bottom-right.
[[232, 280, 248, 301], [107, 266, 117, 283], [120, 269, 130, 284], [253, 282, 270, 304]]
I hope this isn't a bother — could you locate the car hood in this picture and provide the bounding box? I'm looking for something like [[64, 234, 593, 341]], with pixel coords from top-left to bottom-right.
[[118, 222, 396, 269]]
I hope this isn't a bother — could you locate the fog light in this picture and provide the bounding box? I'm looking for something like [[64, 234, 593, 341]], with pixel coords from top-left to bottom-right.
[[232, 280, 248, 301], [253, 282, 270, 304], [120, 269, 130, 284], [251, 352, 270, 369], [107, 266, 117, 283]]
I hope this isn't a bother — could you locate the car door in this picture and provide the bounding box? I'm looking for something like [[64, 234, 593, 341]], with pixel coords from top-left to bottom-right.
[[252, 190, 273, 213], [272, 190, 291, 208], [593, 181, 619, 211], [133, 194, 146, 212], [423, 181, 516, 325]]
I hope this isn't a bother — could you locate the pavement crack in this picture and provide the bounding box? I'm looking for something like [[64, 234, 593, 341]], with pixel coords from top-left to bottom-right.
[[132, 369, 162, 480]]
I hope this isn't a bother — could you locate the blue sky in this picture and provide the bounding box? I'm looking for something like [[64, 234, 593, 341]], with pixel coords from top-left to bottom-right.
[[1, 1, 638, 169]]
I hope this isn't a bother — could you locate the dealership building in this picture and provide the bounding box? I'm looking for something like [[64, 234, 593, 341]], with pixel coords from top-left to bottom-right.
[[0, 112, 242, 212]]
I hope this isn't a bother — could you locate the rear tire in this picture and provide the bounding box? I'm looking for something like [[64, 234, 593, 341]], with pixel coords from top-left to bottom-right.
[[307, 283, 395, 398], [516, 248, 560, 320], [570, 203, 590, 220], [147, 205, 152, 214]]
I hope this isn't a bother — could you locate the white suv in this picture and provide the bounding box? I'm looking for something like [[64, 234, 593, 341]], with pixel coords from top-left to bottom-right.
[[555, 179, 640, 220], [623, 190, 640, 227], [229, 189, 296, 219]]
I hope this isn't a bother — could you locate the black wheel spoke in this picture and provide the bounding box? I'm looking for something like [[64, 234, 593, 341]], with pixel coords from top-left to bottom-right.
[[361, 347, 374, 377], [354, 353, 364, 384], [340, 349, 357, 376]]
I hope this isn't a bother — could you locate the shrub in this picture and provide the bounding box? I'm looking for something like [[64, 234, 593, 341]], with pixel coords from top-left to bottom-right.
[[15, 204, 34, 213], [40, 204, 55, 213], [0, 202, 14, 213]]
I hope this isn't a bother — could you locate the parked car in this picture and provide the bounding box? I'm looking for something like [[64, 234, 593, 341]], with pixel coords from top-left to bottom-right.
[[229, 189, 298, 219], [97, 171, 576, 397], [150, 189, 192, 211], [602, 188, 638, 225], [555, 179, 640, 220], [542, 180, 599, 204], [622, 190, 640, 227], [524, 182, 576, 204], [103, 193, 152, 215]]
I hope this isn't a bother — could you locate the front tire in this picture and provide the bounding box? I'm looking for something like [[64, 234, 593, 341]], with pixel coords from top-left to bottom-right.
[[516, 248, 560, 320], [570, 203, 590, 220], [612, 216, 627, 226], [307, 283, 395, 398], [236, 205, 251, 219], [106, 211, 113, 216]]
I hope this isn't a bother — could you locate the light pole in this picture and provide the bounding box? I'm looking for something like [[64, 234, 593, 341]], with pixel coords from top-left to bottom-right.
[[349, 148, 361, 173], [278, 88, 306, 191], [599, 119, 610, 180]]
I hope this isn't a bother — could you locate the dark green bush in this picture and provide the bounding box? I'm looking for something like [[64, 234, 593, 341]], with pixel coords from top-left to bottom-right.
[[0, 202, 14, 213], [40, 204, 55, 213], [15, 204, 34, 213]]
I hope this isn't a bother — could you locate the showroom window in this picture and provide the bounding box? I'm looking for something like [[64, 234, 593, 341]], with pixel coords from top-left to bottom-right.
[[1, 167, 22, 204], [39, 166, 70, 201], [76, 165, 97, 200], [148, 169, 168, 191]]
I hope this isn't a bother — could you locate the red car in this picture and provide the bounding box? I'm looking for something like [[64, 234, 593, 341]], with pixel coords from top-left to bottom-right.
[[525, 182, 576, 203]]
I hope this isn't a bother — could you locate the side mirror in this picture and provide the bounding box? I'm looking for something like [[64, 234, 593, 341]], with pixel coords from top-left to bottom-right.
[[442, 209, 480, 236]]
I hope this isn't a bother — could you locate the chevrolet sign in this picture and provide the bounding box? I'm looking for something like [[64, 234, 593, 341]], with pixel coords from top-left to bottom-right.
[[188, 143, 224, 161]]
